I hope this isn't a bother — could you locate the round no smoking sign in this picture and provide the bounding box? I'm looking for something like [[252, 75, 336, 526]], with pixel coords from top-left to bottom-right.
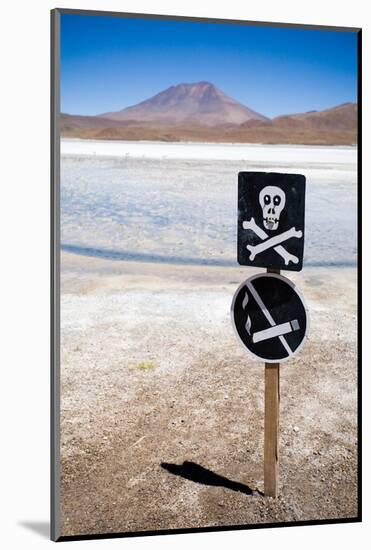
[[231, 273, 309, 363]]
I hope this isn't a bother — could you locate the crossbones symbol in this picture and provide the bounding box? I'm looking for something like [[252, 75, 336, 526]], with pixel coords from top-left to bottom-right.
[[242, 186, 302, 265]]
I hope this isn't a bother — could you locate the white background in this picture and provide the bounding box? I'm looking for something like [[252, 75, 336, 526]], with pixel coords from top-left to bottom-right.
[[0, 0, 369, 548]]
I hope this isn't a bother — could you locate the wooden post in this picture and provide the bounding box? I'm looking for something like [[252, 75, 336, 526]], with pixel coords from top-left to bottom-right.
[[264, 267, 280, 497], [264, 362, 280, 497]]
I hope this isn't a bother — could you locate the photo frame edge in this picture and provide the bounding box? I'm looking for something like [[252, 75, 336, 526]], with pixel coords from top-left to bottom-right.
[[50, 8, 362, 540]]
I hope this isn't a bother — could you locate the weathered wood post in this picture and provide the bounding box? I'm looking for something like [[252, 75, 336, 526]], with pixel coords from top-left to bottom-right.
[[264, 267, 280, 497], [264, 362, 280, 497]]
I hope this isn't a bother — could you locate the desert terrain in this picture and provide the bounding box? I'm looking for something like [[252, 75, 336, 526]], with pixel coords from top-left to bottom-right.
[[60, 255, 357, 536], [59, 139, 358, 537]]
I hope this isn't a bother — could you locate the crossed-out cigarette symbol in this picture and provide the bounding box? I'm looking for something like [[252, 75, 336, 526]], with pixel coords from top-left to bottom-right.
[[242, 217, 302, 265], [243, 280, 300, 356]]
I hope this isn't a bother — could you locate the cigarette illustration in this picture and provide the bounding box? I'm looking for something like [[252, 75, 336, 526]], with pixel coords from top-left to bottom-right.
[[252, 319, 300, 343]]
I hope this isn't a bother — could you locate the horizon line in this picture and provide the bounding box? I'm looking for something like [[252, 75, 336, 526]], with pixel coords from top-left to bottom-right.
[[61, 80, 357, 119]]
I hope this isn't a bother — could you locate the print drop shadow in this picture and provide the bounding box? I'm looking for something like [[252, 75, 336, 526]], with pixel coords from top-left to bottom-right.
[[18, 521, 50, 539], [161, 460, 262, 496]]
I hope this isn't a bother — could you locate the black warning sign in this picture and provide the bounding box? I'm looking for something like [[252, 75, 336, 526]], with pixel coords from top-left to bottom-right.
[[238, 172, 306, 271]]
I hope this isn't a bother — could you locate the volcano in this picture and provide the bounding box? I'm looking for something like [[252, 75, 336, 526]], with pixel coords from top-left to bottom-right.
[[99, 81, 268, 126]]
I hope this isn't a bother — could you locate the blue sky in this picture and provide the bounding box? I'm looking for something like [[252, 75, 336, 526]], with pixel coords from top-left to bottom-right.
[[60, 13, 358, 118]]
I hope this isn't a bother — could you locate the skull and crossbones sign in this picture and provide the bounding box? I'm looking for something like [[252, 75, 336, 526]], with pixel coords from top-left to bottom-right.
[[242, 186, 302, 266]]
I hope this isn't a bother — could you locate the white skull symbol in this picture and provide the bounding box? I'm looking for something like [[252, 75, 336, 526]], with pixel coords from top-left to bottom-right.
[[259, 186, 286, 231]]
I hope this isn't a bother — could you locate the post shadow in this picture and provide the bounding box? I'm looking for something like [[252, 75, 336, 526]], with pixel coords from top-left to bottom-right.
[[161, 461, 261, 496]]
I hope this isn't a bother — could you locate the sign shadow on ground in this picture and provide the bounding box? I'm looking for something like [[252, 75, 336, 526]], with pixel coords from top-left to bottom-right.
[[161, 461, 262, 496]]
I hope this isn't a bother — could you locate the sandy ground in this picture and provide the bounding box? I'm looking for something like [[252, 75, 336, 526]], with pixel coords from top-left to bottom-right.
[[59, 251, 358, 537]]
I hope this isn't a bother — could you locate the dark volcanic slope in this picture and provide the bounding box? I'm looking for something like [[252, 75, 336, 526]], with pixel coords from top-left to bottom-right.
[[100, 81, 268, 126]]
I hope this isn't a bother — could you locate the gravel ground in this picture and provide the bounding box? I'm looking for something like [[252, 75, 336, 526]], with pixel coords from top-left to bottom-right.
[[59, 252, 358, 537]]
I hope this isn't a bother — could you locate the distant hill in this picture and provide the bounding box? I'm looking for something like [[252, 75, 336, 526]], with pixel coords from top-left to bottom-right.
[[61, 83, 357, 146], [61, 113, 127, 131], [233, 102, 358, 145], [100, 81, 268, 126], [257, 102, 357, 131]]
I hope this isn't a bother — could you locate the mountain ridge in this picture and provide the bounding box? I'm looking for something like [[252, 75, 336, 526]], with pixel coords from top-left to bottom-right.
[[61, 81, 357, 146]]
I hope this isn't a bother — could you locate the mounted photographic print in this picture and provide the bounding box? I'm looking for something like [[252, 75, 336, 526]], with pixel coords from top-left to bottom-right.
[[51, 8, 361, 541]]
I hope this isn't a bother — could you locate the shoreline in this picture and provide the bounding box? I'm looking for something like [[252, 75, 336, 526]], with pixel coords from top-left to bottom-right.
[[60, 138, 357, 162], [61, 245, 357, 270], [61, 250, 357, 307], [61, 136, 358, 149]]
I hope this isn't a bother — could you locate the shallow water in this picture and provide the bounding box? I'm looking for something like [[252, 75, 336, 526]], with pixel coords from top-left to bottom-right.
[[61, 141, 357, 267]]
